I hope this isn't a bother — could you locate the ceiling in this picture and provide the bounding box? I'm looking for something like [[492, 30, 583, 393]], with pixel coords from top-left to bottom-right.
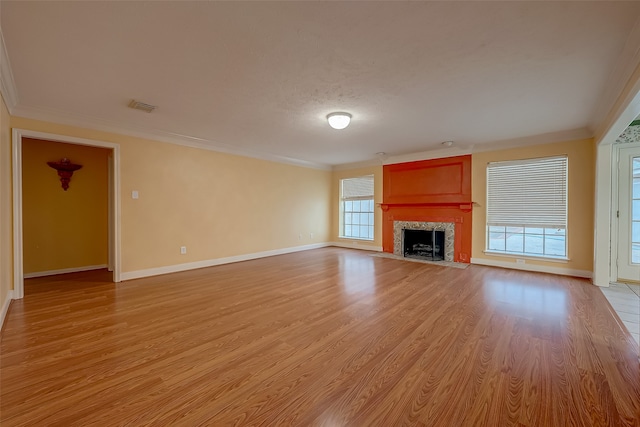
[[2, 1, 640, 168]]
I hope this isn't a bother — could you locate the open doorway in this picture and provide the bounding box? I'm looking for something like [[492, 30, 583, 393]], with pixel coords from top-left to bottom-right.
[[12, 129, 120, 299], [613, 135, 640, 283], [21, 138, 110, 280]]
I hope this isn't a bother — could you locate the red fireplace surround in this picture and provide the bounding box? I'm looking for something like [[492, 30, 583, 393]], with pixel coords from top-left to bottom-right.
[[381, 155, 472, 262]]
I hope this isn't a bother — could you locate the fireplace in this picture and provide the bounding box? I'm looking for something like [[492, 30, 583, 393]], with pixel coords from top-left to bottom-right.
[[393, 221, 455, 262], [381, 155, 472, 262], [403, 229, 445, 261]]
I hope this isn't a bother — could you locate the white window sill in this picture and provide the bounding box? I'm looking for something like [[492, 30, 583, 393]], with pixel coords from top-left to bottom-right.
[[484, 250, 569, 263]]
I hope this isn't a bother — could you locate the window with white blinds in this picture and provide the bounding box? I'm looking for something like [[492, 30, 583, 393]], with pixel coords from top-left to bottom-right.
[[341, 175, 374, 240], [486, 156, 567, 258]]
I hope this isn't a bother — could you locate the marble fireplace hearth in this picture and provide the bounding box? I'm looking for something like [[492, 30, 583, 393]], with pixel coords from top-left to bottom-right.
[[393, 221, 455, 262]]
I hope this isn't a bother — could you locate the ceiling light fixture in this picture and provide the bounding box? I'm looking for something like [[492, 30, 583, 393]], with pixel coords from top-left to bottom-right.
[[327, 112, 352, 130], [442, 140, 454, 147]]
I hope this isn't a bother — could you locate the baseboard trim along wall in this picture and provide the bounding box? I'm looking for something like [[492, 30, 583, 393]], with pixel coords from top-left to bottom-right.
[[470, 257, 593, 279], [120, 243, 330, 281], [121, 242, 385, 281], [23, 264, 109, 279], [0, 290, 15, 331], [331, 241, 383, 252]]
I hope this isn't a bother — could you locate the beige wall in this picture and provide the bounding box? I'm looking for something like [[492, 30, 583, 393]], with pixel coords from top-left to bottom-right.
[[22, 138, 109, 274], [0, 94, 11, 314], [11, 116, 332, 274], [471, 138, 595, 274], [331, 165, 383, 249]]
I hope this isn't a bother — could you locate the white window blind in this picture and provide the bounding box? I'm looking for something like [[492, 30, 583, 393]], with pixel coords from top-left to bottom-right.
[[487, 156, 567, 228], [342, 176, 374, 200]]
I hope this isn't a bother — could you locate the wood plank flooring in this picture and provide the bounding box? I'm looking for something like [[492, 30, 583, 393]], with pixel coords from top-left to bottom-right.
[[1, 248, 639, 426]]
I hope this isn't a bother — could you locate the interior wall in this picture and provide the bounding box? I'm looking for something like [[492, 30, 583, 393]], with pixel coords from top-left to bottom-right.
[[0, 94, 11, 316], [21, 138, 109, 274], [11, 116, 333, 275], [471, 138, 595, 275], [331, 165, 383, 250]]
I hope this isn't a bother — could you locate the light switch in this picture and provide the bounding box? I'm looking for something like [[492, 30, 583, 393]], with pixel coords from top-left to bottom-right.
[[132, 190, 139, 199]]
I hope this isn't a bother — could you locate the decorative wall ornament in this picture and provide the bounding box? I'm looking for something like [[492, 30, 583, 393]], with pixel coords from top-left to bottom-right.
[[47, 158, 82, 191], [615, 124, 640, 145]]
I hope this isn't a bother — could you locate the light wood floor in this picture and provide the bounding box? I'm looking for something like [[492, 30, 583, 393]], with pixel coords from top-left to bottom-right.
[[1, 248, 639, 426]]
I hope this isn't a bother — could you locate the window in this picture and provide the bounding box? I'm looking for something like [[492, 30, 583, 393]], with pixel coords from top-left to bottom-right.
[[486, 156, 567, 258], [341, 175, 374, 240]]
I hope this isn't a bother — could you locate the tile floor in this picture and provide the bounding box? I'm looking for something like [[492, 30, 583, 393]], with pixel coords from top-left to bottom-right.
[[600, 282, 640, 347]]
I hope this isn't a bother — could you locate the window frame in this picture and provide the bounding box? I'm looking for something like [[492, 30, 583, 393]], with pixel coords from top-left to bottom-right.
[[485, 156, 568, 260], [340, 175, 374, 241]]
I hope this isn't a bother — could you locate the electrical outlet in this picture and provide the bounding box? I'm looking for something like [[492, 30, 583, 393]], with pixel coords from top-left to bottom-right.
[[298, 233, 302, 240], [516, 259, 525, 264], [310, 232, 314, 239], [132, 190, 139, 199], [180, 246, 187, 255]]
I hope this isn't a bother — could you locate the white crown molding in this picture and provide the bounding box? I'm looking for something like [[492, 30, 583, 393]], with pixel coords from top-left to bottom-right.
[[333, 146, 472, 171], [0, 25, 18, 112], [384, 147, 474, 166], [333, 127, 591, 170], [23, 264, 108, 279], [590, 13, 640, 140], [469, 127, 592, 154], [11, 104, 332, 171], [470, 257, 592, 279]]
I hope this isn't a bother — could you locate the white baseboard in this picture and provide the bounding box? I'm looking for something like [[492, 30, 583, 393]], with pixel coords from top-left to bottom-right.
[[0, 290, 14, 332], [23, 264, 108, 279], [331, 241, 383, 252], [120, 243, 331, 281], [470, 257, 592, 279]]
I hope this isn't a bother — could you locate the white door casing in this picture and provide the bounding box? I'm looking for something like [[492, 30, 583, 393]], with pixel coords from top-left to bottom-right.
[[617, 145, 640, 282], [12, 129, 121, 299]]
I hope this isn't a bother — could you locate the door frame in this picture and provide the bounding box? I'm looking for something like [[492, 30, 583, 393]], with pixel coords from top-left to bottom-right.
[[11, 129, 121, 299]]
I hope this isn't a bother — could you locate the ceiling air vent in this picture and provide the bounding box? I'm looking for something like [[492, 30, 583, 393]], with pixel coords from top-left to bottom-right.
[[128, 99, 157, 113]]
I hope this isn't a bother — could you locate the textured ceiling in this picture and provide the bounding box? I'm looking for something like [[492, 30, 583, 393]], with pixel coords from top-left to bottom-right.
[[2, 1, 640, 167]]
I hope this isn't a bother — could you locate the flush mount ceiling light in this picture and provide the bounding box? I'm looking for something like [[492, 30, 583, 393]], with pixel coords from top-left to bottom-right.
[[327, 112, 352, 130], [441, 140, 454, 147]]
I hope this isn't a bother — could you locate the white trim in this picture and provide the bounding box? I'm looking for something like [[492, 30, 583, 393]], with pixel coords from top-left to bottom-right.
[[483, 250, 569, 263], [331, 241, 383, 252], [332, 128, 590, 171], [609, 144, 620, 283], [11, 132, 23, 298], [592, 16, 640, 143], [0, 27, 18, 112], [23, 265, 108, 279], [12, 129, 122, 300], [471, 128, 592, 154], [471, 257, 592, 279], [0, 290, 14, 332], [121, 243, 331, 281], [12, 104, 331, 171]]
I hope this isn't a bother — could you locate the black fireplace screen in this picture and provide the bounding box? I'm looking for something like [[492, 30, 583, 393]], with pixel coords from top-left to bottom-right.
[[403, 229, 445, 261]]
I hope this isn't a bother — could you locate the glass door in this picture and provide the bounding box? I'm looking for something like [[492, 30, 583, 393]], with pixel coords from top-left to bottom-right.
[[618, 146, 640, 282]]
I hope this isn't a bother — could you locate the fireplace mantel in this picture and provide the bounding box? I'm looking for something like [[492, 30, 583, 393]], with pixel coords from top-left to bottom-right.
[[380, 202, 472, 212], [382, 155, 472, 262]]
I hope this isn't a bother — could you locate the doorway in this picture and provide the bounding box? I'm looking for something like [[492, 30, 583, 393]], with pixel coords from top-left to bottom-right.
[[12, 129, 121, 299], [617, 144, 640, 282]]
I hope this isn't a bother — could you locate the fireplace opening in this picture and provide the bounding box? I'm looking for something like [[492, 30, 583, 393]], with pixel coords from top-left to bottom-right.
[[402, 229, 445, 261]]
